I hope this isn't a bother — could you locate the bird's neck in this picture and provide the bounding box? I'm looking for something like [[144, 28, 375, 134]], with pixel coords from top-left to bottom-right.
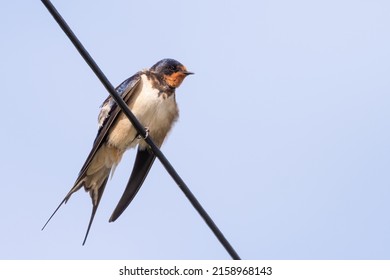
[[144, 70, 175, 97]]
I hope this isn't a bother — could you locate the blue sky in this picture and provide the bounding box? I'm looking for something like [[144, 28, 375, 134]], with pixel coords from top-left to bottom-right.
[[1, 0, 389, 259]]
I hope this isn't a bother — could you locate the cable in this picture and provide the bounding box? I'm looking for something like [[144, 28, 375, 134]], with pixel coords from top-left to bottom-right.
[[41, 0, 241, 260]]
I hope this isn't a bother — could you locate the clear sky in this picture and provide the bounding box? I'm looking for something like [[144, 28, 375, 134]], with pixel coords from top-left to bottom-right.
[[1, 0, 389, 259]]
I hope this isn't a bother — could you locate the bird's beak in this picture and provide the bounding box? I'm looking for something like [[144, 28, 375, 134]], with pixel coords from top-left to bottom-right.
[[183, 71, 194, 76]]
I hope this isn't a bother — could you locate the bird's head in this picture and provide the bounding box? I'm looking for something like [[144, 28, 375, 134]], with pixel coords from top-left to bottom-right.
[[150, 58, 193, 88]]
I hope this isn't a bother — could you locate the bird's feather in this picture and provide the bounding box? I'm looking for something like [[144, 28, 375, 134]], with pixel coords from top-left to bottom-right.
[[109, 147, 156, 222], [42, 73, 142, 243], [77, 73, 142, 179]]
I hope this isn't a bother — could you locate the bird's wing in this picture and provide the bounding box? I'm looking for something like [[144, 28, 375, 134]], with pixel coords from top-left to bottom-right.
[[42, 73, 142, 235], [109, 146, 156, 222], [77, 73, 142, 180]]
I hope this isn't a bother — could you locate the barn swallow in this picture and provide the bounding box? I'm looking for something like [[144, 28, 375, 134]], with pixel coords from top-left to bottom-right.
[[42, 58, 193, 245]]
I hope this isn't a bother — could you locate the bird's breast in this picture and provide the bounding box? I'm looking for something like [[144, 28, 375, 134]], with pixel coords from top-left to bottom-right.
[[107, 74, 179, 150]]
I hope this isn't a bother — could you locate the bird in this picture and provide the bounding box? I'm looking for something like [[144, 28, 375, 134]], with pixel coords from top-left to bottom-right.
[[42, 58, 193, 245]]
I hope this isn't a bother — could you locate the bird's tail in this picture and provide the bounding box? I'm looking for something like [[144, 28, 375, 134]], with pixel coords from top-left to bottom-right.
[[41, 164, 112, 245]]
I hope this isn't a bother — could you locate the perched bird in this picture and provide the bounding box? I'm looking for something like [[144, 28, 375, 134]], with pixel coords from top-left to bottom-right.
[[42, 58, 193, 244]]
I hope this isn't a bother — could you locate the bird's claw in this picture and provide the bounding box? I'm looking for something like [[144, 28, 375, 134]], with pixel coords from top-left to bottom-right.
[[137, 127, 149, 140]]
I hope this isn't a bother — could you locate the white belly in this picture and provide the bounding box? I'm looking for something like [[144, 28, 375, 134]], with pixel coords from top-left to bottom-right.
[[107, 74, 178, 150]]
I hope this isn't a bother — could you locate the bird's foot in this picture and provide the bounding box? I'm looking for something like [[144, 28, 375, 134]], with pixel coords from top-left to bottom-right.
[[137, 127, 149, 140]]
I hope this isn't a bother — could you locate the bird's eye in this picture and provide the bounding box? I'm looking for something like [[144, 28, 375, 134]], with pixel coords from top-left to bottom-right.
[[164, 65, 176, 74]]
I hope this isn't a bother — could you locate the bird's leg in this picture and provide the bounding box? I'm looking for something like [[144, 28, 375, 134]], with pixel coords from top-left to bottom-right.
[[137, 127, 149, 139]]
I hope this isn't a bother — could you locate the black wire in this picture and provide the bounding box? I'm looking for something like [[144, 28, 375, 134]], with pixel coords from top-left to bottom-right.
[[41, 0, 241, 260]]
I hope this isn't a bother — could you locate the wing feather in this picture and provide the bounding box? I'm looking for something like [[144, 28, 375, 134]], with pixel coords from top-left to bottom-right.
[[76, 73, 142, 180], [109, 147, 156, 222], [42, 73, 142, 234]]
